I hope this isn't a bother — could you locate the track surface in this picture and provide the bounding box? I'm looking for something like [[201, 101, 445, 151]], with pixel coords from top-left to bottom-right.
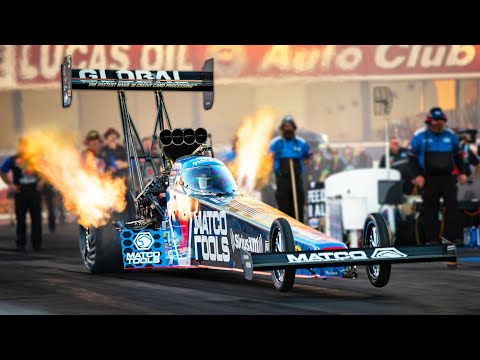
[[0, 223, 479, 314]]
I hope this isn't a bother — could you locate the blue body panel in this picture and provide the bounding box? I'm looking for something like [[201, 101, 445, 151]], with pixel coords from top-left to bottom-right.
[[121, 155, 346, 278]]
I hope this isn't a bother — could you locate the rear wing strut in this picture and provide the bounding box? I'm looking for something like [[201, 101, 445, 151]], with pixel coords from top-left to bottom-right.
[[61, 55, 214, 110], [240, 239, 457, 280]]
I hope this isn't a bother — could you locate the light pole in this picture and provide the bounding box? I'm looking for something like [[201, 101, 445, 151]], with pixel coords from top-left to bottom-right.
[[373, 86, 394, 178]]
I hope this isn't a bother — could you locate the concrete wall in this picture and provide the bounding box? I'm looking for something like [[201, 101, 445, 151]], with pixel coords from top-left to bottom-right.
[[306, 82, 363, 142], [0, 91, 17, 152], [199, 84, 256, 145], [255, 84, 307, 127], [0, 77, 478, 152], [22, 90, 79, 133]]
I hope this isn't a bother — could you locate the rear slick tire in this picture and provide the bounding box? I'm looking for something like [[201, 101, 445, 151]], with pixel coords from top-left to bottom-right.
[[270, 218, 296, 292], [79, 191, 136, 273]]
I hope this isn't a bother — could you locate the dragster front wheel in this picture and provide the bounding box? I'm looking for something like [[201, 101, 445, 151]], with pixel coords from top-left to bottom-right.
[[363, 213, 392, 288], [270, 218, 296, 292]]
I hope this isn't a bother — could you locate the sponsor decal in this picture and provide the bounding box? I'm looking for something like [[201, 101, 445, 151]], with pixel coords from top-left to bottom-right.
[[324, 270, 339, 276], [133, 232, 154, 250], [125, 251, 162, 265], [191, 158, 213, 167], [193, 211, 230, 262], [370, 247, 407, 259], [287, 251, 368, 263], [286, 247, 409, 263], [126, 231, 161, 265], [78, 69, 182, 81], [229, 229, 264, 254]]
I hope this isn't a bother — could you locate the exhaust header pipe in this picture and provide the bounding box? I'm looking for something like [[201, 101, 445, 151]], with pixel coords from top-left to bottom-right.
[[159, 128, 208, 146]]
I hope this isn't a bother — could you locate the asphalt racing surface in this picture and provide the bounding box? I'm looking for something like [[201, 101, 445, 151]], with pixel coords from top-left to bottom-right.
[[0, 223, 479, 315]]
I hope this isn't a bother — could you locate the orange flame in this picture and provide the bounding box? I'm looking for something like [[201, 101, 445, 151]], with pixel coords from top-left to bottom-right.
[[19, 130, 126, 228], [228, 108, 276, 194]]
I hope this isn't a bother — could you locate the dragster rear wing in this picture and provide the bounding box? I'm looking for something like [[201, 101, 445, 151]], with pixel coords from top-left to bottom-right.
[[61, 55, 214, 110], [240, 239, 457, 280]]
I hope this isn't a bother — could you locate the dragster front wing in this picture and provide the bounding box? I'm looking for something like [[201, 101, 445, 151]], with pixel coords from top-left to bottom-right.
[[240, 239, 457, 280]]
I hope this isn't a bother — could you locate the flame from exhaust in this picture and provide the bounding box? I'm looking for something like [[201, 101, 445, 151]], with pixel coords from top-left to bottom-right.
[[229, 108, 276, 194], [19, 130, 126, 228]]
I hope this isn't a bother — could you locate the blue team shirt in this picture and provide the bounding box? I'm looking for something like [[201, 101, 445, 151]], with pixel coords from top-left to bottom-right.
[[269, 136, 312, 174], [0, 156, 14, 173], [1, 155, 38, 185], [408, 127, 460, 170]]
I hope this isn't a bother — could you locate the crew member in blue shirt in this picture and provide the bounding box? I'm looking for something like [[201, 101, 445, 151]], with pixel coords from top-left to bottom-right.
[[409, 107, 467, 245], [0, 140, 44, 252], [269, 116, 312, 222]]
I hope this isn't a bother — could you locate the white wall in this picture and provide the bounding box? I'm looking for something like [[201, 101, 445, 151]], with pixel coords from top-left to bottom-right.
[[306, 81, 363, 142], [0, 91, 17, 152]]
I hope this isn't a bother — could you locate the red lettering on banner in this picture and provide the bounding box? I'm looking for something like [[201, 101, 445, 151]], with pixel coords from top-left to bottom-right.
[[8, 45, 480, 89]]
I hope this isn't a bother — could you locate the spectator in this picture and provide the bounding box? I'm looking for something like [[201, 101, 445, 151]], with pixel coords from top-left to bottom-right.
[[354, 145, 373, 168], [379, 135, 414, 195], [269, 115, 312, 222], [342, 146, 355, 170], [103, 128, 129, 177], [141, 136, 159, 157], [408, 107, 467, 245], [306, 147, 329, 183], [0, 139, 44, 252], [325, 147, 346, 175]]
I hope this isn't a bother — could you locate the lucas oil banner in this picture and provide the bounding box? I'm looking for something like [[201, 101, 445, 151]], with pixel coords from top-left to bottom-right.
[[3, 45, 480, 89]]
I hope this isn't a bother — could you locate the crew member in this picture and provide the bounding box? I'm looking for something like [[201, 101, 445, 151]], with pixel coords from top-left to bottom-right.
[[103, 128, 128, 177], [0, 140, 43, 251], [455, 133, 480, 177], [83, 130, 116, 173], [408, 107, 467, 244], [269, 115, 312, 222], [380, 135, 414, 195], [42, 182, 57, 233]]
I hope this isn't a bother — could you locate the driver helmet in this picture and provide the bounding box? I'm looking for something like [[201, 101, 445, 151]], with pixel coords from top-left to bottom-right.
[[197, 174, 210, 190]]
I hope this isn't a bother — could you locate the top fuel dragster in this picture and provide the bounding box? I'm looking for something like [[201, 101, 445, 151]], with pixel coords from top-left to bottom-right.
[[61, 55, 456, 292]]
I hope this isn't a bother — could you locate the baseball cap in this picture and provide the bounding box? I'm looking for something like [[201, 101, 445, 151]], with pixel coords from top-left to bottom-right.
[[280, 115, 297, 129], [427, 107, 447, 122], [84, 130, 102, 144]]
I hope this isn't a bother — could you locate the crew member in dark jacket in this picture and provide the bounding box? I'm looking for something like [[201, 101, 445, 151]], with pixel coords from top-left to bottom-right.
[[456, 133, 480, 177], [0, 142, 43, 252], [269, 116, 312, 222], [408, 107, 467, 244]]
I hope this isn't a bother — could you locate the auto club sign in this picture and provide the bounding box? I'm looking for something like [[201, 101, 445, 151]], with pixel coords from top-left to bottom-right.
[[2, 45, 480, 89]]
